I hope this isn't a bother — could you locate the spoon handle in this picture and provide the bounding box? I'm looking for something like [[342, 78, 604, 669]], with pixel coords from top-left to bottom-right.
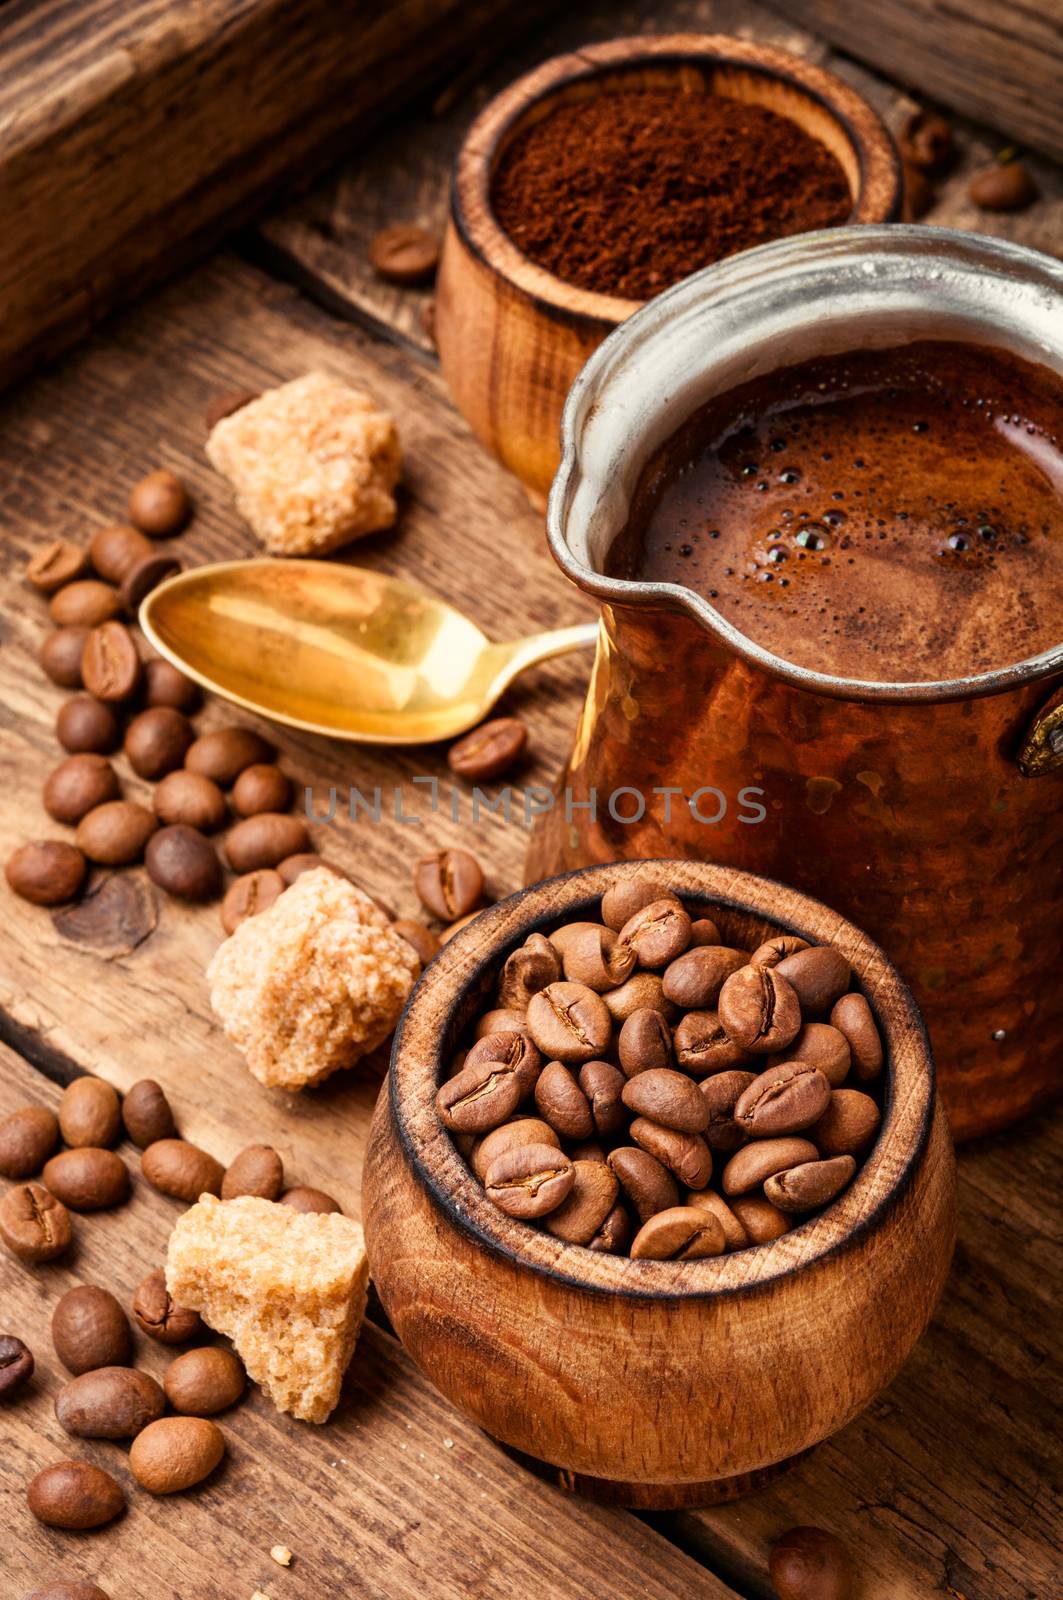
[[510, 621, 600, 671]]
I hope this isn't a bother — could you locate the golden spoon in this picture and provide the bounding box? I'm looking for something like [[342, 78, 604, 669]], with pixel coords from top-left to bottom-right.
[[139, 559, 598, 745]]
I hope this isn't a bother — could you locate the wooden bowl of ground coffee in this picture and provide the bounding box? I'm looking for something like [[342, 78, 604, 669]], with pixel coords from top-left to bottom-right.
[[436, 34, 902, 506], [362, 859, 955, 1508]]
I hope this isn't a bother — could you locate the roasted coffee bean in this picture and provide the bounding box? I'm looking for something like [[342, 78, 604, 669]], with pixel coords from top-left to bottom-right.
[[436, 912, 479, 945], [130, 1415, 225, 1494], [154, 770, 227, 832], [699, 1069, 758, 1152], [164, 1346, 245, 1415], [607, 1146, 679, 1222], [498, 932, 561, 1009], [729, 1193, 791, 1243], [569, 1138, 607, 1164], [121, 1080, 175, 1147], [534, 1060, 593, 1139], [579, 1060, 628, 1140], [673, 1010, 754, 1076], [206, 388, 259, 430], [128, 469, 192, 537], [58, 1079, 121, 1149], [88, 522, 153, 584], [232, 763, 293, 817], [146, 824, 222, 901], [765, 1155, 857, 1214], [132, 1268, 202, 1344], [144, 657, 202, 712], [721, 1137, 819, 1196], [775, 946, 851, 1017], [602, 971, 674, 1023], [750, 935, 810, 968], [588, 1202, 632, 1254], [369, 223, 440, 284], [55, 1366, 165, 1439], [221, 869, 284, 934], [901, 109, 954, 172], [600, 876, 669, 932], [142, 1139, 224, 1202], [121, 553, 181, 613], [734, 1063, 832, 1138], [661, 945, 747, 1009], [76, 800, 156, 865], [27, 1460, 124, 1529], [43, 1148, 129, 1211], [470, 1118, 560, 1182], [549, 921, 607, 958], [226, 812, 310, 873], [43, 753, 120, 825], [52, 1286, 131, 1375], [718, 964, 802, 1052], [969, 159, 1038, 213], [617, 896, 691, 968], [0, 1334, 34, 1398], [50, 580, 121, 629], [436, 1032, 540, 1133], [221, 1144, 284, 1200], [281, 1185, 343, 1214], [5, 841, 86, 905], [689, 917, 723, 946], [414, 847, 484, 921], [526, 981, 612, 1064], [27, 540, 89, 594], [684, 1189, 749, 1251], [771, 1022, 850, 1087], [618, 1006, 673, 1076], [448, 717, 527, 781], [81, 620, 141, 703], [393, 918, 440, 966], [277, 852, 341, 887], [769, 1525, 854, 1600], [622, 1068, 709, 1133], [630, 1117, 713, 1189], [812, 1089, 881, 1157], [829, 993, 883, 1081], [560, 924, 636, 992], [484, 1142, 575, 1218], [56, 695, 120, 754], [630, 1205, 725, 1261], [25, 1581, 112, 1600], [41, 627, 90, 687], [0, 1183, 72, 1262], [0, 1106, 60, 1178], [542, 1159, 618, 1245], [474, 1007, 530, 1040], [185, 726, 273, 786], [124, 706, 194, 779]]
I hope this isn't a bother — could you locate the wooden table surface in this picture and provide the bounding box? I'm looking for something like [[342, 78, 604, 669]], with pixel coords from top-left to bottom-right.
[[1, 2, 1060, 1596]]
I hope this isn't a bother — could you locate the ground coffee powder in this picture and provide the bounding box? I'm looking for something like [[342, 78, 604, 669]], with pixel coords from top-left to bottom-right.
[[491, 87, 851, 299]]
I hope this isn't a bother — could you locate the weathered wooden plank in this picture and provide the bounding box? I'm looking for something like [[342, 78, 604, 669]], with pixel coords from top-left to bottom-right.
[[0, 1043, 740, 1600]]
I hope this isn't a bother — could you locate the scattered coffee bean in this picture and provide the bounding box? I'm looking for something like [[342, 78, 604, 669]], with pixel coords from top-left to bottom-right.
[[49, 580, 121, 629], [542, 1158, 618, 1244], [52, 1286, 131, 1374], [469, 1119, 560, 1182], [130, 1415, 225, 1493], [728, 1193, 791, 1243], [88, 522, 153, 584], [27, 1460, 124, 1529], [221, 1144, 284, 1200], [185, 726, 273, 786], [6, 841, 86, 905], [369, 223, 440, 285], [142, 1138, 225, 1202], [673, 1009, 753, 1076], [58, 1079, 121, 1149], [631, 1204, 725, 1260], [718, 964, 802, 1052], [812, 1089, 881, 1157], [764, 1155, 857, 1213], [277, 852, 336, 886], [534, 1060, 594, 1139], [128, 468, 192, 537], [447, 717, 527, 781], [56, 694, 120, 754], [43, 753, 120, 825], [81, 620, 141, 703], [55, 1365, 165, 1438], [221, 869, 285, 934], [154, 769, 227, 832], [225, 812, 309, 873], [125, 706, 194, 779], [618, 1007, 673, 1076], [607, 1146, 679, 1223], [439, 911, 480, 943], [829, 993, 883, 1081], [969, 159, 1038, 213], [41, 627, 90, 687], [132, 1267, 202, 1343], [43, 1148, 129, 1211], [280, 1186, 343, 1214], [734, 1063, 832, 1138], [771, 1022, 850, 1087], [498, 932, 562, 1009], [414, 847, 484, 921], [25, 1582, 112, 1600], [26, 541, 89, 594], [484, 1142, 575, 1218], [900, 110, 954, 173], [769, 1525, 854, 1600], [436, 1032, 541, 1133], [600, 876, 669, 932], [143, 656, 202, 712], [0, 1182, 72, 1262], [617, 896, 692, 968], [392, 918, 440, 965], [775, 947, 851, 1017], [661, 945, 747, 1008], [0, 1106, 60, 1178], [721, 1137, 819, 1197], [559, 924, 635, 992], [164, 1346, 245, 1415], [121, 552, 181, 614], [0, 1334, 34, 1398], [122, 1080, 176, 1147], [205, 388, 259, 430], [145, 824, 222, 900], [76, 800, 157, 865], [622, 1068, 709, 1133], [232, 763, 293, 817]]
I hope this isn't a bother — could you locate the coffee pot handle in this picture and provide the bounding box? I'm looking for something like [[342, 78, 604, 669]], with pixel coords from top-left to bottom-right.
[[1018, 687, 1063, 776]]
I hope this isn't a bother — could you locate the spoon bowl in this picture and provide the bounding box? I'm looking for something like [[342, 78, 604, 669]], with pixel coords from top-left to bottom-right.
[[140, 560, 596, 744]]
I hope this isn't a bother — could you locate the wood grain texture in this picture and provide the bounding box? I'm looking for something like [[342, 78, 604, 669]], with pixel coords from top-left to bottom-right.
[[0, 1044, 740, 1600]]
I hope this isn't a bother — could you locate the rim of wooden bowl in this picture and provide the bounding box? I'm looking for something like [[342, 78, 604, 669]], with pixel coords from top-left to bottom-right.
[[389, 859, 935, 1300], [451, 32, 904, 326]]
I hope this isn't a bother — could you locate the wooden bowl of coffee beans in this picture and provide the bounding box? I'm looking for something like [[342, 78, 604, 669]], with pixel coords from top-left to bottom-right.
[[435, 33, 903, 506], [363, 859, 955, 1509]]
